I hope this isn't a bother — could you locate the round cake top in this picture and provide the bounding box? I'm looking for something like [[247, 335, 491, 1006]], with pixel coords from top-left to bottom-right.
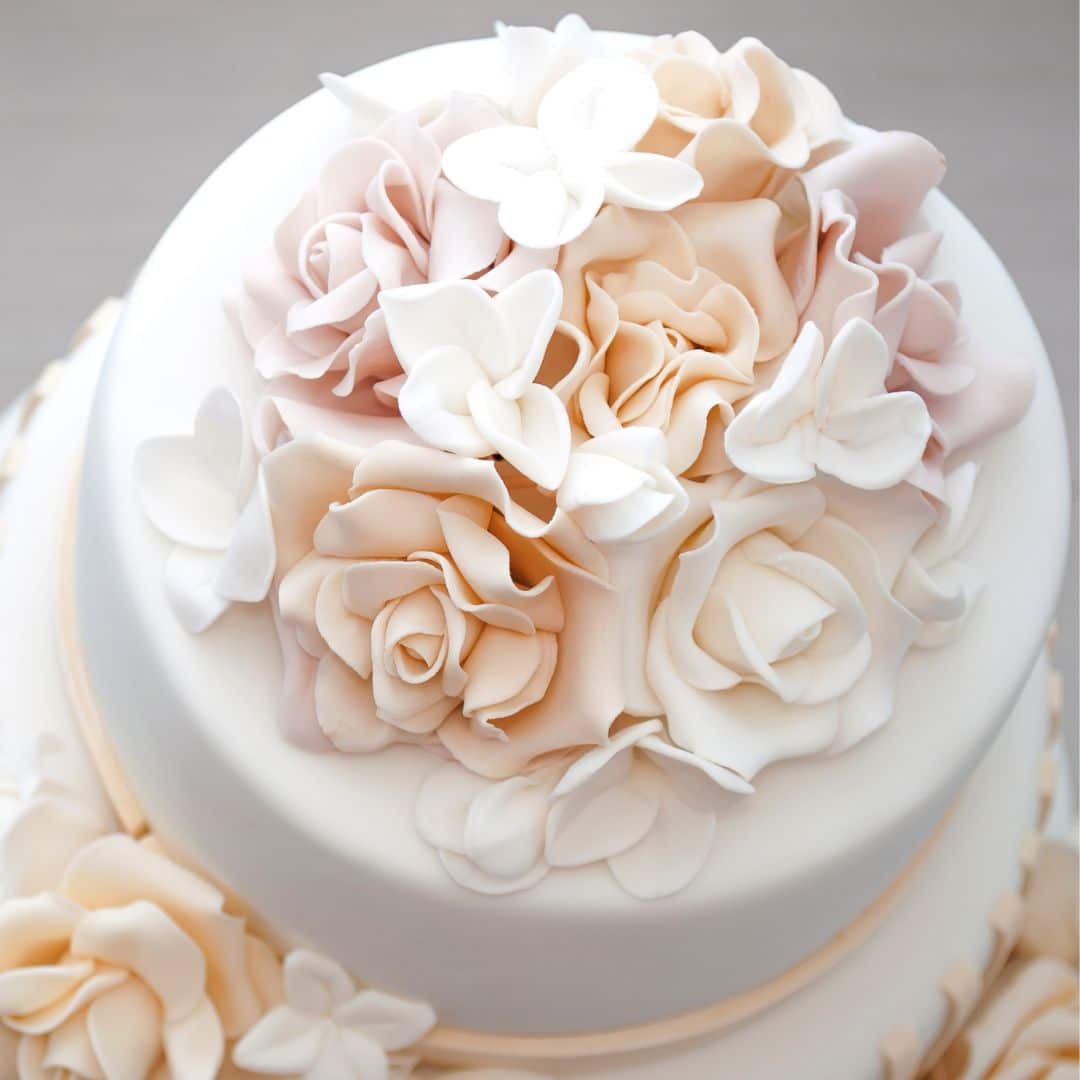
[[75, 18, 1069, 1033]]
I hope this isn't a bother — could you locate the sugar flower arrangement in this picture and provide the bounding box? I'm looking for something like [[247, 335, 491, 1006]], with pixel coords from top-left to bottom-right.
[[138, 15, 1035, 900]]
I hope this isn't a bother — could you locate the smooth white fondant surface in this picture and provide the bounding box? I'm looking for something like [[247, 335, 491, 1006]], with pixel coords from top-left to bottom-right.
[[73, 36, 1070, 1035]]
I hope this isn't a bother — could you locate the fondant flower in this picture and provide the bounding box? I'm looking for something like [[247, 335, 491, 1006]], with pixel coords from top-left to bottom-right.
[[895, 462, 982, 648], [724, 317, 932, 490], [645, 480, 922, 778], [495, 13, 602, 125], [934, 957, 1079, 1080], [0, 835, 280, 1080], [557, 428, 688, 544], [135, 388, 276, 633], [233, 949, 435, 1080], [441, 58, 703, 249], [780, 129, 1034, 496], [0, 735, 107, 901], [416, 719, 749, 900], [638, 33, 847, 201], [554, 202, 798, 477], [230, 95, 554, 405], [263, 438, 622, 778], [379, 270, 570, 489]]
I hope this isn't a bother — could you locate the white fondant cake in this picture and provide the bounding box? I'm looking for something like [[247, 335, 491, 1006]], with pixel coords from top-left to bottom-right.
[[0, 16, 1072, 1080]]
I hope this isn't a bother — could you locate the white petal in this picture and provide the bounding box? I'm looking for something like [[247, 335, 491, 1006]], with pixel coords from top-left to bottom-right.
[[438, 850, 550, 896], [214, 473, 277, 605], [497, 168, 604, 248], [72, 901, 207, 1022], [414, 763, 493, 856], [284, 949, 356, 1013], [546, 762, 659, 867], [134, 388, 247, 550], [398, 349, 495, 458], [469, 382, 570, 490], [603, 152, 703, 212], [538, 57, 659, 158], [379, 279, 511, 376], [606, 783, 717, 900], [463, 776, 550, 881], [135, 441, 235, 550], [551, 720, 662, 799], [492, 269, 564, 392], [334, 990, 436, 1052], [441, 125, 555, 203], [816, 392, 932, 490], [86, 981, 163, 1080], [162, 996, 224, 1080], [638, 734, 753, 801], [163, 546, 230, 633], [559, 452, 650, 511], [232, 1006, 327, 1074]]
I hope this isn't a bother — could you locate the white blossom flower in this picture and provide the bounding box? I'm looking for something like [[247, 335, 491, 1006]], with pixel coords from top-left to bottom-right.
[[724, 318, 932, 490], [441, 58, 703, 248], [379, 270, 570, 489], [233, 950, 436, 1080], [557, 428, 688, 543], [135, 389, 276, 632], [495, 13, 602, 125]]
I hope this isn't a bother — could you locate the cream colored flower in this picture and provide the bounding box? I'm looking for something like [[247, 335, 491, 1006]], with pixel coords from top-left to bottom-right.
[[933, 957, 1078, 1080], [645, 479, 922, 779], [0, 836, 280, 1080], [233, 950, 435, 1080], [0, 735, 107, 902], [264, 438, 622, 779], [638, 32, 847, 201], [555, 202, 798, 478]]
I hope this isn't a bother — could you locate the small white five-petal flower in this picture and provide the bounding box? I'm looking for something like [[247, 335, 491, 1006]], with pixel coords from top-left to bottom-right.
[[441, 57, 704, 248], [724, 317, 933, 490], [233, 949, 437, 1080], [557, 428, 688, 543], [379, 269, 571, 490], [135, 388, 276, 632]]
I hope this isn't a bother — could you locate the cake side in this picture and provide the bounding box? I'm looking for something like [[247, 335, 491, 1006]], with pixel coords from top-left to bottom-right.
[[74, 22, 1069, 1039]]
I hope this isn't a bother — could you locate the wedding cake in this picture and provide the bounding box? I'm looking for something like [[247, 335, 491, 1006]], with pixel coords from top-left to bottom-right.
[[0, 16, 1072, 1080]]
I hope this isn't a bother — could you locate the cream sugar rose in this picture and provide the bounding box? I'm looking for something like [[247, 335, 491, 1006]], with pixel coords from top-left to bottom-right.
[[131, 14, 1035, 904]]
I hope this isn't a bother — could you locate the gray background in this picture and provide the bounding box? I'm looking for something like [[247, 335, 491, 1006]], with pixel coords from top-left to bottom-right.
[[2, 0, 1076, 788]]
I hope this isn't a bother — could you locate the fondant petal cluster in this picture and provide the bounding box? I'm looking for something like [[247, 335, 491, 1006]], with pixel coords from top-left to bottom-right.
[[136, 14, 1037, 902]]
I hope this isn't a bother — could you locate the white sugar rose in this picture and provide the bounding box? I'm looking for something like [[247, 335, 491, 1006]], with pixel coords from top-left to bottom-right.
[[264, 438, 623, 778], [554, 202, 798, 479], [0, 835, 280, 1080], [638, 33, 847, 201], [646, 480, 922, 779]]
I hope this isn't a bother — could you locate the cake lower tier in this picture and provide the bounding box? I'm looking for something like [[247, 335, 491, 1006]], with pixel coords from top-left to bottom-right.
[[0, 313, 1063, 1079]]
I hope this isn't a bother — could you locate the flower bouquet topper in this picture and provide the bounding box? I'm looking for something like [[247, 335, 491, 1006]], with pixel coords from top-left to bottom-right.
[[139, 14, 1035, 899]]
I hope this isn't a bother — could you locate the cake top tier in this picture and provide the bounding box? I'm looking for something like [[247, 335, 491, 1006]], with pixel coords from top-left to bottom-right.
[[75, 16, 1068, 1034]]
